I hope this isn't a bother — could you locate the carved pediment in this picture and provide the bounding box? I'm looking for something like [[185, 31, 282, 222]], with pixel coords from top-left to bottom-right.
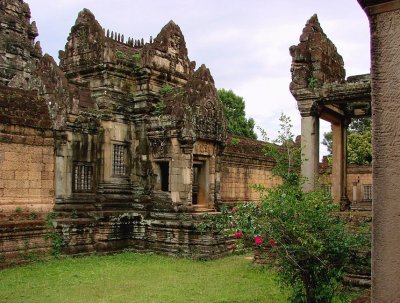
[[142, 20, 192, 76], [167, 64, 227, 144], [60, 8, 105, 72]]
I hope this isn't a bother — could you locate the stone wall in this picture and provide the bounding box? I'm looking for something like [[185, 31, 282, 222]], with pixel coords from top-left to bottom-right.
[[221, 135, 279, 205], [319, 159, 372, 209], [0, 86, 54, 213], [0, 133, 54, 213]]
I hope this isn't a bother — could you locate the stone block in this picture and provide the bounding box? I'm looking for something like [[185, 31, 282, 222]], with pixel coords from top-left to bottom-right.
[[15, 171, 28, 180], [28, 171, 41, 181], [41, 171, 54, 180], [0, 171, 15, 180], [28, 163, 42, 172], [28, 188, 41, 196], [4, 180, 17, 189], [29, 180, 41, 189], [41, 180, 54, 189]]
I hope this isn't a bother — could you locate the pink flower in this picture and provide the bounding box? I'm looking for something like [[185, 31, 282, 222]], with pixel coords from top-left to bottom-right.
[[269, 239, 277, 247], [234, 232, 243, 239], [231, 207, 238, 214], [254, 235, 263, 245], [228, 244, 237, 250]]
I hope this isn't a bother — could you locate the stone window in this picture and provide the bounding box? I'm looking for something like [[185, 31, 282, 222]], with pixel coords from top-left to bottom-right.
[[112, 144, 127, 176], [321, 184, 331, 194], [73, 162, 93, 192], [158, 161, 170, 192], [363, 184, 372, 201]]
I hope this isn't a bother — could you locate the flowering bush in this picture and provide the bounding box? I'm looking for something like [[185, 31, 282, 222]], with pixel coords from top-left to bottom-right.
[[199, 114, 370, 303]]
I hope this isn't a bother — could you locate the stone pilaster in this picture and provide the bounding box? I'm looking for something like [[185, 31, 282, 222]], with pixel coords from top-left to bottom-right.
[[358, 0, 400, 301], [301, 114, 320, 192]]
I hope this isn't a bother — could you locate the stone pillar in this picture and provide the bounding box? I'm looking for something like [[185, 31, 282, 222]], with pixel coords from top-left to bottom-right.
[[358, 1, 400, 301], [301, 115, 319, 192], [331, 121, 348, 207]]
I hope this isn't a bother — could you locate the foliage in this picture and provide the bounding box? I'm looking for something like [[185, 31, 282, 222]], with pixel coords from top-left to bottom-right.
[[230, 137, 241, 145], [218, 88, 257, 139], [261, 114, 301, 185], [131, 52, 141, 64], [155, 84, 183, 116], [322, 131, 332, 155], [159, 84, 174, 96], [308, 77, 318, 89], [347, 131, 372, 165], [322, 118, 371, 165], [115, 50, 127, 60], [154, 100, 166, 116], [0, 253, 287, 303], [45, 213, 65, 257], [201, 115, 370, 303]]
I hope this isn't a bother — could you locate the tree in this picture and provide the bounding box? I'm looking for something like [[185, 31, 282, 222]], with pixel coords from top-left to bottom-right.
[[322, 118, 371, 165], [201, 114, 370, 303], [218, 89, 257, 139]]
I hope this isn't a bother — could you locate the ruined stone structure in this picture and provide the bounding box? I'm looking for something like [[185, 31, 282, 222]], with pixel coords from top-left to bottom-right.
[[319, 157, 372, 211], [357, 1, 400, 301], [290, 14, 372, 210], [0, 0, 276, 266]]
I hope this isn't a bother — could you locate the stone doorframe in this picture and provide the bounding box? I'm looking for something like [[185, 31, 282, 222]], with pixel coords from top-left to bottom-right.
[[289, 14, 371, 209], [192, 156, 210, 210], [296, 87, 370, 209]]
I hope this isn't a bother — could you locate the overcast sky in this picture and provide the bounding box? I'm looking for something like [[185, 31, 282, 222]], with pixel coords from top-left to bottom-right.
[[27, 0, 371, 155]]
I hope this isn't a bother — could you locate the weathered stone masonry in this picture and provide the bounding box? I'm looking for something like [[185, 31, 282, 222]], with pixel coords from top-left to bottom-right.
[[357, 1, 400, 301], [0, 0, 277, 266], [290, 14, 371, 211]]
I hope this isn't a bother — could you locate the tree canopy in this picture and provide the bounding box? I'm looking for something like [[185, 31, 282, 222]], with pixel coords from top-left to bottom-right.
[[217, 89, 257, 139], [322, 118, 372, 165]]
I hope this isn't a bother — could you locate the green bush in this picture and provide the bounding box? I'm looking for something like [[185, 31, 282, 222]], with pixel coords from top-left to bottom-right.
[[201, 114, 370, 303]]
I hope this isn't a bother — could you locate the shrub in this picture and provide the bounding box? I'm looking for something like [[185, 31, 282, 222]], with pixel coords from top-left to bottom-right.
[[200, 114, 370, 303]]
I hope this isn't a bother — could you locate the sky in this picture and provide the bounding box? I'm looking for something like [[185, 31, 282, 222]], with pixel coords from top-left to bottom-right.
[[27, 0, 371, 156]]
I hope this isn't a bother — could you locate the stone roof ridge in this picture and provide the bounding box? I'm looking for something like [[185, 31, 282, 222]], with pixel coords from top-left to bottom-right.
[[71, 7, 104, 38], [153, 19, 189, 57], [289, 14, 346, 94], [305, 14, 323, 32], [192, 64, 215, 85], [74, 8, 97, 26]]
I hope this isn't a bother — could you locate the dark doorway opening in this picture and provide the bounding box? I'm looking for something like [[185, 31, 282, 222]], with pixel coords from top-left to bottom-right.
[[158, 161, 170, 192], [192, 164, 202, 204]]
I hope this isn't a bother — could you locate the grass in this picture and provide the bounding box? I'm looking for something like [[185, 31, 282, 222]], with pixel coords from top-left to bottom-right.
[[0, 252, 288, 303]]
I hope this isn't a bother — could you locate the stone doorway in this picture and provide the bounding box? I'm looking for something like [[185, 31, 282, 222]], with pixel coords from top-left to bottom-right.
[[192, 160, 209, 209]]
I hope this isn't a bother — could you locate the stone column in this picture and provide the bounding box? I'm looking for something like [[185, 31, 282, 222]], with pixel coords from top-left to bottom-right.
[[301, 115, 319, 192], [358, 1, 400, 301], [331, 121, 348, 207]]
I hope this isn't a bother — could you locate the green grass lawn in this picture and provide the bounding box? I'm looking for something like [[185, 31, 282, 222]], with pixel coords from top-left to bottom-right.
[[0, 253, 288, 303]]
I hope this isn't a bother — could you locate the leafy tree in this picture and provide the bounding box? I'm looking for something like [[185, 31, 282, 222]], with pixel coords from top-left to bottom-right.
[[201, 114, 370, 303], [322, 118, 371, 165], [218, 89, 257, 139]]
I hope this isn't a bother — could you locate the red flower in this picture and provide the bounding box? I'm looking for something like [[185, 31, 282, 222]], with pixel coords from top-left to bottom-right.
[[228, 244, 237, 250], [254, 235, 263, 245], [256, 204, 260, 209], [269, 239, 277, 247], [234, 232, 243, 239], [231, 207, 238, 214]]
